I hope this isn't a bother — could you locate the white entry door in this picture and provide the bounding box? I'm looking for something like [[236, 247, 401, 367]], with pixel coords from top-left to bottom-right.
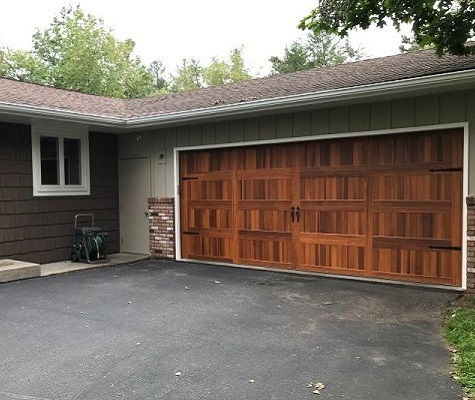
[[119, 157, 151, 254]]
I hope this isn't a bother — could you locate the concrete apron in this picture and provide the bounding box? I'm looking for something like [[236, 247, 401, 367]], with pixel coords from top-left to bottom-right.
[[0, 253, 148, 283]]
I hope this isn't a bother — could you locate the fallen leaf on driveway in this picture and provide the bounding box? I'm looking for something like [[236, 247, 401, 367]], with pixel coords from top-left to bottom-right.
[[315, 382, 325, 390], [249, 379, 255, 383], [214, 281, 221, 284], [175, 371, 182, 376], [308, 381, 325, 395]]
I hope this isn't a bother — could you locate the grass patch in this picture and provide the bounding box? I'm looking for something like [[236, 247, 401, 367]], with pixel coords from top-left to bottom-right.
[[444, 301, 475, 398]]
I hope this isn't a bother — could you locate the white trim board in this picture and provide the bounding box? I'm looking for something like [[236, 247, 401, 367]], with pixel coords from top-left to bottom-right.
[[173, 122, 469, 289]]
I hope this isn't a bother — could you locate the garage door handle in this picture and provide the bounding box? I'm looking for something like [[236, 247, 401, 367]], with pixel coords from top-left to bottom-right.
[[291, 207, 295, 222]]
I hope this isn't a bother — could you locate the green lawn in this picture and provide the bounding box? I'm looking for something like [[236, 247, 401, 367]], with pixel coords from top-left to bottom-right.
[[444, 299, 475, 399]]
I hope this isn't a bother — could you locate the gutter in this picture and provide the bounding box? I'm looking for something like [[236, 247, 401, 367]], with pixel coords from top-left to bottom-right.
[[0, 103, 126, 127], [126, 69, 475, 129], [1, 69, 475, 130]]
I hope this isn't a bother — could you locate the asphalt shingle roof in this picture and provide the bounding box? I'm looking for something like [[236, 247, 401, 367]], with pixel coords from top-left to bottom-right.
[[1, 48, 475, 120]]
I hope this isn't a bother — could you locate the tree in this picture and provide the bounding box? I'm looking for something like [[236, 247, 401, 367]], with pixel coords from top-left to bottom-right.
[[228, 47, 252, 82], [148, 60, 169, 93], [202, 47, 251, 86], [270, 31, 363, 74], [299, 0, 475, 56], [0, 5, 155, 98], [399, 35, 432, 53], [202, 57, 230, 87], [170, 58, 203, 92], [0, 48, 48, 83], [170, 47, 252, 92]]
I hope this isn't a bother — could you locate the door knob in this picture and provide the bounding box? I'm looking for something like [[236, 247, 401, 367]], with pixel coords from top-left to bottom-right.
[[144, 211, 149, 216]]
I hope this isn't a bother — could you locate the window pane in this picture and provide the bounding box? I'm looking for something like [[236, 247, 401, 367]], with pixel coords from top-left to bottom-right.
[[64, 138, 82, 185], [40, 136, 59, 185]]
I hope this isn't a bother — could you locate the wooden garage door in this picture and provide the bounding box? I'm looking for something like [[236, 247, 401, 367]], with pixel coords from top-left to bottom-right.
[[180, 129, 463, 286]]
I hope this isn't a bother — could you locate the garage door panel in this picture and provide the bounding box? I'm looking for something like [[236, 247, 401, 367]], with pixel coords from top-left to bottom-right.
[[369, 131, 456, 165], [237, 202, 293, 265], [299, 237, 367, 272], [235, 145, 296, 266], [238, 209, 291, 232], [373, 212, 453, 240], [239, 238, 293, 267], [182, 234, 234, 262], [183, 149, 234, 173], [239, 178, 292, 200], [238, 145, 294, 170], [368, 131, 462, 285], [185, 179, 233, 201], [184, 208, 233, 230], [300, 176, 366, 200], [372, 248, 460, 285], [300, 138, 367, 167], [300, 243, 366, 272], [301, 210, 366, 235], [372, 173, 459, 201]]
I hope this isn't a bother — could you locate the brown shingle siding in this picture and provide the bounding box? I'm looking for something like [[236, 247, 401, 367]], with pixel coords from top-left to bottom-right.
[[0, 122, 119, 264]]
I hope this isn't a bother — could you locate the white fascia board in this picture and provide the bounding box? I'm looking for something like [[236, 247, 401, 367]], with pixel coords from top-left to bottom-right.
[[0, 102, 125, 127], [1, 69, 475, 130], [126, 69, 475, 129]]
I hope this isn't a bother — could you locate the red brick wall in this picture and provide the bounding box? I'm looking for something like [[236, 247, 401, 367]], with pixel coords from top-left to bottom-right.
[[148, 197, 175, 259], [466, 196, 475, 296]]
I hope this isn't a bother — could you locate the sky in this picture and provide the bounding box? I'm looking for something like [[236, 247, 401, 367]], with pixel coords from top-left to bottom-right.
[[0, 0, 411, 77]]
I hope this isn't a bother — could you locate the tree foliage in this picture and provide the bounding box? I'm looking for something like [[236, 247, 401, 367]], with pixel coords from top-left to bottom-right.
[[0, 5, 154, 98], [270, 31, 363, 74], [299, 0, 475, 56], [0, 48, 48, 83], [399, 35, 432, 53], [0, 6, 253, 96], [148, 60, 169, 93], [170, 58, 203, 92], [170, 47, 251, 92]]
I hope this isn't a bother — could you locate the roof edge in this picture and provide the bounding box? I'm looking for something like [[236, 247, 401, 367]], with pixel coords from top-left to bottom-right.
[[125, 68, 475, 129], [1, 68, 475, 130], [0, 102, 126, 127]]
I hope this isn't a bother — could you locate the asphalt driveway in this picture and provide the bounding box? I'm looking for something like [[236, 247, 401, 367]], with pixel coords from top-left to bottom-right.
[[0, 260, 462, 400]]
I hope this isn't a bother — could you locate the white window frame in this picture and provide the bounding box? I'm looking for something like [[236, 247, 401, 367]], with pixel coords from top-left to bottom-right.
[[32, 122, 90, 196]]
